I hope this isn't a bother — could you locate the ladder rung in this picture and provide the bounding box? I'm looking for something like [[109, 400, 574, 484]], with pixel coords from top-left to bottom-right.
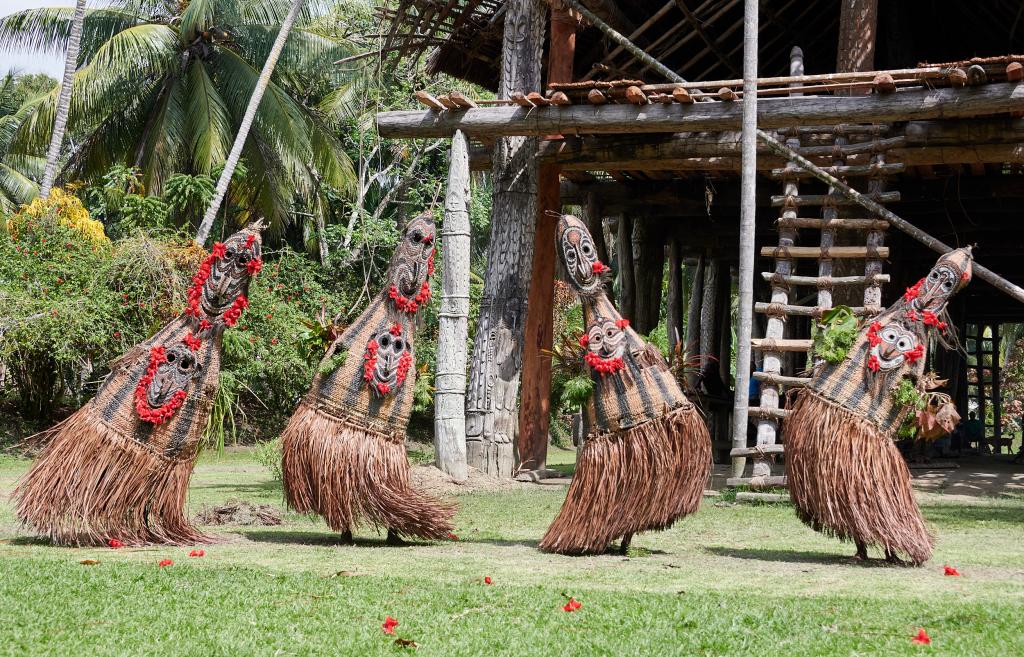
[[748, 406, 792, 420], [792, 135, 905, 157], [730, 444, 786, 457], [771, 191, 901, 207], [771, 162, 905, 179], [754, 302, 880, 318], [751, 338, 813, 352], [726, 475, 788, 488], [794, 123, 891, 135], [777, 217, 890, 230], [761, 272, 891, 286], [752, 372, 811, 387], [760, 246, 890, 259]]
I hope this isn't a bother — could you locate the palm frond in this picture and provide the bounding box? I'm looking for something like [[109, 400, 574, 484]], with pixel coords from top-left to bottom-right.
[[0, 8, 142, 64], [184, 60, 233, 173]]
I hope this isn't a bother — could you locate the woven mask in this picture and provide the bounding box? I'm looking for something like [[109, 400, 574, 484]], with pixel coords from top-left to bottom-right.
[[904, 247, 972, 315], [558, 214, 609, 297], [388, 214, 435, 313], [363, 324, 414, 398], [187, 225, 263, 332]]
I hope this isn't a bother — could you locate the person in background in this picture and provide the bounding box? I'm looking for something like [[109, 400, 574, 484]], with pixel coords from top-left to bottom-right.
[[963, 411, 986, 453]]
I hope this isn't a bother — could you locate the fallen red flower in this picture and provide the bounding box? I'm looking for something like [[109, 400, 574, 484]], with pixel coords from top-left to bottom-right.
[[107, 539, 124, 549], [912, 628, 931, 645], [562, 597, 582, 612], [158, 559, 173, 568], [448, 532, 459, 541], [189, 549, 205, 558], [943, 565, 960, 576], [484, 576, 492, 585], [382, 616, 399, 635]]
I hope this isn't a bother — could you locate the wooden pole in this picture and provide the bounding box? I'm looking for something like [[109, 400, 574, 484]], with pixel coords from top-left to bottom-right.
[[517, 3, 577, 475], [376, 83, 1024, 139], [836, 0, 878, 80], [756, 129, 1024, 305], [435, 130, 471, 481], [685, 254, 705, 390], [617, 214, 636, 320], [731, 0, 758, 478], [667, 238, 684, 354]]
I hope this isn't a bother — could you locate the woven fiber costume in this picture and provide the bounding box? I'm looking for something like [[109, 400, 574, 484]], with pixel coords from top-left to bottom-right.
[[540, 215, 711, 555], [280, 214, 455, 542], [785, 248, 973, 565], [15, 225, 264, 545]]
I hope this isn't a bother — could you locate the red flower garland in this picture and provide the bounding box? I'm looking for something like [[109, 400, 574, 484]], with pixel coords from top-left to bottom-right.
[[363, 340, 379, 383], [134, 346, 188, 425], [186, 253, 217, 318], [903, 278, 923, 302], [388, 282, 432, 314], [396, 351, 413, 385], [866, 354, 881, 372], [904, 344, 926, 363], [592, 261, 609, 274], [578, 334, 590, 347], [183, 332, 202, 351], [866, 322, 883, 347], [222, 295, 249, 327], [616, 318, 630, 329], [185, 241, 258, 326], [585, 351, 626, 376], [389, 323, 402, 336], [427, 248, 436, 276]]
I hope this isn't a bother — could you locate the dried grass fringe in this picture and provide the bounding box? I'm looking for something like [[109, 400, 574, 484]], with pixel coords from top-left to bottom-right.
[[280, 402, 456, 540], [539, 405, 711, 555], [785, 391, 934, 564], [13, 405, 207, 546]]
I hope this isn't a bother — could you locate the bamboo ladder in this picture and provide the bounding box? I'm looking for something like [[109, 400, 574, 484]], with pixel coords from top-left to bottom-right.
[[728, 49, 902, 488]]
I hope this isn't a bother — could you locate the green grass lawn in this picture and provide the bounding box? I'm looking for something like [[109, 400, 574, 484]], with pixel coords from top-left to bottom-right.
[[1, 448, 1023, 657]]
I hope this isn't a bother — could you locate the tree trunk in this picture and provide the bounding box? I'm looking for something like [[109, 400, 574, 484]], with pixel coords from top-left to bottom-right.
[[718, 265, 733, 389], [685, 254, 705, 390], [632, 217, 664, 335], [39, 0, 87, 199], [616, 214, 635, 321], [195, 0, 306, 245], [434, 131, 471, 481], [699, 255, 722, 394], [465, 0, 545, 477], [584, 190, 612, 299], [666, 238, 684, 355]]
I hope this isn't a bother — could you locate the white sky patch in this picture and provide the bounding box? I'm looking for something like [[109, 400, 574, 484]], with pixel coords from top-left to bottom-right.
[[2, 0, 84, 78]]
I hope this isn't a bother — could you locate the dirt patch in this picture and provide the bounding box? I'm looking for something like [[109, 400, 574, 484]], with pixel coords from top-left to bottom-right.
[[194, 499, 283, 526], [410, 465, 533, 496]]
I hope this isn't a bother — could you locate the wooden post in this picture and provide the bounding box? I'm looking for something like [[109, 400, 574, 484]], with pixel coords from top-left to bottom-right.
[[685, 254, 705, 390], [837, 0, 878, 78], [517, 2, 576, 474], [465, 0, 546, 477], [584, 190, 612, 299], [435, 130, 471, 481], [667, 238, 684, 354], [699, 255, 719, 392], [731, 0, 758, 478], [617, 214, 636, 321]]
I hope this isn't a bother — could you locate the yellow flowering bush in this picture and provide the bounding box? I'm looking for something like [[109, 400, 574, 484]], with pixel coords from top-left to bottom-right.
[[6, 188, 108, 243]]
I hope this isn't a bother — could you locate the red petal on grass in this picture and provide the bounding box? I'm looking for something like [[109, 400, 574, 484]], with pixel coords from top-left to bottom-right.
[[107, 539, 124, 549], [382, 616, 399, 635], [943, 565, 960, 576], [484, 577, 492, 585], [189, 549, 205, 558], [562, 597, 582, 612], [912, 628, 931, 645], [158, 559, 173, 568], [448, 533, 459, 541]]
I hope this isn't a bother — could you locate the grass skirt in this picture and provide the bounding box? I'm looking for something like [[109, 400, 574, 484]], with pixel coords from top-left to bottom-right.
[[785, 391, 933, 564], [539, 404, 710, 555], [280, 401, 456, 540]]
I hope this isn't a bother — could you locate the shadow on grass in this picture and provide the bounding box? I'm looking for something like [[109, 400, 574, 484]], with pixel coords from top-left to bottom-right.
[[191, 481, 282, 496], [241, 529, 434, 548], [923, 503, 1024, 527], [704, 545, 895, 567], [547, 462, 576, 478]]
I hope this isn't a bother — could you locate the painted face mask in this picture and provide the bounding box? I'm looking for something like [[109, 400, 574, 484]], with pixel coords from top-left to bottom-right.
[[582, 316, 628, 376], [363, 324, 414, 397], [558, 214, 608, 296], [134, 342, 204, 425], [388, 214, 435, 313], [187, 227, 263, 329], [866, 320, 924, 373], [904, 248, 973, 314]]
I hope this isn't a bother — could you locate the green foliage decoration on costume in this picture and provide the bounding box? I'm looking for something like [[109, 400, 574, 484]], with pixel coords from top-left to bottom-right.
[[560, 375, 595, 411], [893, 377, 926, 411], [812, 305, 859, 364], [317, 350, 348, 376]]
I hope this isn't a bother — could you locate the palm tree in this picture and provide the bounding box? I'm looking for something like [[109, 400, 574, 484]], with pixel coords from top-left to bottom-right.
[[0, 0, 359, 237], [196, 0, 305, 246], [38, 0, 86, 200], [0, 73, 44, 213]]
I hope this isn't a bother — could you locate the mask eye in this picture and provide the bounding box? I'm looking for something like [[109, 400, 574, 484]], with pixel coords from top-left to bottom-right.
[[942, 280, 953, 290], [897, 337, 913, 351], [882, 328, 898, 342], [394, 339, 404, 351], [411, 231, 423, 243], [237, 251, 251, 264], [606, 328, 615, 337], [166, 351, 177, 363], [179, 355, 193, 371], [581, 243, 592, 255], [380, 335, 391, 348]]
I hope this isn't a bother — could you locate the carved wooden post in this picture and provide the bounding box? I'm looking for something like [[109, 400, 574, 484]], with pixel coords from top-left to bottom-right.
[[685, 254, 705, 390], [616, 214, 636, 321], [466, 0, 546, 477], [435, 130, 471, 481], [837, 0, 878, 78], [517, 1, 576, 474], [667, 238, 684, 354]]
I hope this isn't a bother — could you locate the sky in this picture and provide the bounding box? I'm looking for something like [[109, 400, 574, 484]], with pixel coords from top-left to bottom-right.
[[2, 0, 79, 78]]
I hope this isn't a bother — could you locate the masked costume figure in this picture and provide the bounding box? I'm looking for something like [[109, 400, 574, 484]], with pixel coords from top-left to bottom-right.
[[280, 214, 455, 542], [785, 248, 973, 564], [540, 215, 711, 555], [15, 225, 264, 545]]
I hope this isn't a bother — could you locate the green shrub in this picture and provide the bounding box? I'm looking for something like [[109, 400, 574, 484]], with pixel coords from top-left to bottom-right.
[[254, 437, 283, 481]]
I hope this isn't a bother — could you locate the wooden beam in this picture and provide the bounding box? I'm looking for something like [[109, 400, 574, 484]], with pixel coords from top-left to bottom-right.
[[836, 0, 878, 76], [376, 83, 1024, 138]]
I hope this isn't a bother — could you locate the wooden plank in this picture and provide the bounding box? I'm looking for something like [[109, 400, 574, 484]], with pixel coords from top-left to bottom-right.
[[770, 191, 900, 206], [755, 302, 879, 317], [751, 338, 813, 352], [376, 83, 1024, 138], [760, 271, 891, 285], [752, 371, 811, 387], [726, 475, 788, 488], [414, 90, 446, 111], [770, 162, 904, 178], [777, 217, 890, 230], [759, 245, 890, 258], [449, 91, 478, 109], [747, 406, 792, 420], [730, 444, 786, 456]]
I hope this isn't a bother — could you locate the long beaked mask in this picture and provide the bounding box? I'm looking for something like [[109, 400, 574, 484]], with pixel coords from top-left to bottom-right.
[[186, 223, 264, 332], [387, 214, 435, 314], [557, 214, 609, 297]]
